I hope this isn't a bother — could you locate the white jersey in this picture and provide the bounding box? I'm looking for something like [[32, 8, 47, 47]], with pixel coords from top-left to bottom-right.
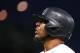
[[40, 44, 75, 53]]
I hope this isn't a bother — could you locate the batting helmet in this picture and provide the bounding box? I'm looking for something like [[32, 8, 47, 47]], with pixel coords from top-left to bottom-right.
[[34, 7, 74, 40]]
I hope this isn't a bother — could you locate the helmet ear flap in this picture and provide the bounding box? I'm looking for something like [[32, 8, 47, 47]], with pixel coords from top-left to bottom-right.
[[45, 25, 61, 35], [45, 23, 67, 37]]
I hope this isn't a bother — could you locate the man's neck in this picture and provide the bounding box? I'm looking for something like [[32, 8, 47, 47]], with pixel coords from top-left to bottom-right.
[[43, 39, 64, 51]]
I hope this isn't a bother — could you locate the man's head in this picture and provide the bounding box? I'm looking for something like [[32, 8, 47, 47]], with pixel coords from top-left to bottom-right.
[[34, 7, 74, 42], [35, 19, 65, 42]]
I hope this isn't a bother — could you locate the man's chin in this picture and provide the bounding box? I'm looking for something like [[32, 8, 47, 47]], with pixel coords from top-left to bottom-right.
[[33, 35, 42, 42], [35, 35, 39, 38]]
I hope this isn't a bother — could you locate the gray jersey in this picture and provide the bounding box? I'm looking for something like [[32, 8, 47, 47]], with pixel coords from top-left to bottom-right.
[[40, 44, 75, 53]]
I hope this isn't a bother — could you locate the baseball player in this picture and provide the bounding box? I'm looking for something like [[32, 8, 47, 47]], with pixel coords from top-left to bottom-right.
[[34, 7, 75, 53]]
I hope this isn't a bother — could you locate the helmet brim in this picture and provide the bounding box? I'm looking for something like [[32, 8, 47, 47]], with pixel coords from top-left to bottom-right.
[[32, 14, 48, 23]]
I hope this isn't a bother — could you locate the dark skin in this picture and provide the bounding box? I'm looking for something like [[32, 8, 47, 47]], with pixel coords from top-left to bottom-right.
[[35, 22, 64, 51]]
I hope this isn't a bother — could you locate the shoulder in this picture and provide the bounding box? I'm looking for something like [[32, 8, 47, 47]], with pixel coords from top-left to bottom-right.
[[40, 44, 75, 53], [40, 51, 44, 53], [53, 44, 75, 53]]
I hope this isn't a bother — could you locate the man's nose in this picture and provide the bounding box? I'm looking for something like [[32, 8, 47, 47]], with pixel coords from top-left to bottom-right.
[[35, 27, 38, 31], [35, 27, 39, 30], [35, 26, 40, 31], [35, 22, 40, 29]]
